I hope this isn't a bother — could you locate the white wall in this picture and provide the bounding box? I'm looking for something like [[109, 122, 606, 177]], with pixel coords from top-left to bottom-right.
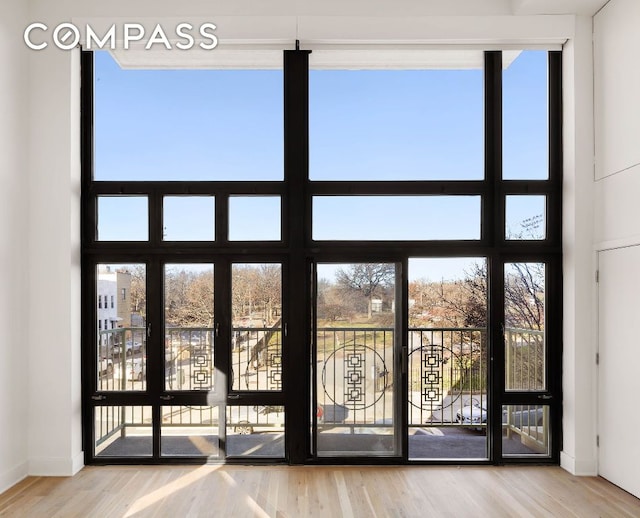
[[560, 16, 598, 476], [593, 0, 640, 496], [3, 0, 598, 489], [27, 46, 83, 477], [594, 0, 640, 249], [0, 0, 31, 494]]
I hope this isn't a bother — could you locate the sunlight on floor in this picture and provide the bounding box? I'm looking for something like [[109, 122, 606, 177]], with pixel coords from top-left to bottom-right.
[[123, 465, 272, 517], [124, 465, 220, 517]]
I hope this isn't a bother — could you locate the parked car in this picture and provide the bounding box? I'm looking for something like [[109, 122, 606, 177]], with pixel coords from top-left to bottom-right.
[[456, 401, 488, 428], [99, 357, 113, 376], [228, 405, 284, 435], [113, 340, 143, 356], [316, 403, 349, 424], [126, 357, 146, 381], [456, 402, 545, 429]]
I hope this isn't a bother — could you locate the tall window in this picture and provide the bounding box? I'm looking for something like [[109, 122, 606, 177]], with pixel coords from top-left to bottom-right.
[[82, 49, 561, 466]]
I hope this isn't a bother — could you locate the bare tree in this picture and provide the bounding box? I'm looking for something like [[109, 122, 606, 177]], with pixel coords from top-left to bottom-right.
[[336, 263, 395, 319], [255, 264, 281, 325], [505, 262, 544, 331], [129, 265, 146, 319], [165, 268, 214, 328], [317, 278, 357, 322], [232, 266, 259, 322]]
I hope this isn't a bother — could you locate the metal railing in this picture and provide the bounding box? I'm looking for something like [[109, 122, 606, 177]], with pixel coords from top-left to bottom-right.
[[407, 328, 486, 428], [316, 327, 395, 430], [94, 325, 545, 450], [505, 327, 545, 391], [314, 326, 488, 430]]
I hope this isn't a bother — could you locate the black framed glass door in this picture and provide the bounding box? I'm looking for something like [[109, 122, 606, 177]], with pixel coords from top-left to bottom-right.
[[313, 262, 402, 458], [88, 258, 287, 461]]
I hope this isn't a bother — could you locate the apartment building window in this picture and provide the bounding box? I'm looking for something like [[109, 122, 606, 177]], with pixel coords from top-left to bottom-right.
[[82, 48, 561, 466]]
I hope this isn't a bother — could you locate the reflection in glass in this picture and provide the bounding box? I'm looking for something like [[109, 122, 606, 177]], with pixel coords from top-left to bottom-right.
[[316, 263, 397, 457], [502, 405, 550, 456], [505, 263, 546, 391], [231, 264, 282, 391], [226, 406, 285, 458], [506, 195, 546, 240], [313, 196, 481, 241], [97, 196, 148, 241], [503, 50, 549, 180], [408, 258, 488, 460], [161, 406, 219, 458], [310, 66, 484, 180], [164, 264, 214, 391], [96, 264, 146, 392], [95, 406, 152, 457]]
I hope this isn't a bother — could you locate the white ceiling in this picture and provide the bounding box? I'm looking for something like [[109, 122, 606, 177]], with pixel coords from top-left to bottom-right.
[[511, 0, 609, 15], [91, 0, 609, 69]]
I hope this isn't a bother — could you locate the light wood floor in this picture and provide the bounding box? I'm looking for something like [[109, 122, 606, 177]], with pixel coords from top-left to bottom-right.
[[1, 465, 639, 517]]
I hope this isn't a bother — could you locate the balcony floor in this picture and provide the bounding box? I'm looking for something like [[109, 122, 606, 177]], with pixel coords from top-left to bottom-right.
[[96, 427, 538, 459]]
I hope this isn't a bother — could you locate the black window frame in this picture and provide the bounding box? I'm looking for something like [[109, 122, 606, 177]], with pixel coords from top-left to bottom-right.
[[81, 49, 562, 466]]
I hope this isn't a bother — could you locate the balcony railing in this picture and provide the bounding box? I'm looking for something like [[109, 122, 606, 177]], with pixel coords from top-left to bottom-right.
[[505, 327, 545, 391], [94, 326, 545, 451]]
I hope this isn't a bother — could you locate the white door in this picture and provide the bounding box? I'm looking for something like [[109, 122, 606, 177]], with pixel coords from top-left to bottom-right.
[[598, 246, 640, 498]]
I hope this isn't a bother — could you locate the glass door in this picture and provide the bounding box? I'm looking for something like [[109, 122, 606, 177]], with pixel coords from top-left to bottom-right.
[[226, 262, 285, 458], [407, 258, 489, 461], [160, 263, 218, 458], [313, 262, 401, 457], [90, 259, 286, 461]]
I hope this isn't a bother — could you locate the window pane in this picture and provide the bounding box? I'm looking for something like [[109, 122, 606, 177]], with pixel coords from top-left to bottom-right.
[[164, 264, 214, 392], [506, 195, 546, 240], [226, 406, 285, 458], [163, 197, 215, 241], [316, 263, 397, 457], [313, 196, 481, 240], [502, 405, 550, 456], [229, 196, 281, 241], [309, 62, 484, 180], [503, 51, 549, 180], [505, 263, 545, 391], [161, 406, 219, 458], [231, 264, 282, 391], [95, 406, 152, 457], [97, 264, 146, 392], [97, 196, 148, 241], [94, 51, 283, 181], [408, 258, 488, 460]]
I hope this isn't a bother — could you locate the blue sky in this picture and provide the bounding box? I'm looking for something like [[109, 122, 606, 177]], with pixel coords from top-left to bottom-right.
[[94, 50, 548, 279]]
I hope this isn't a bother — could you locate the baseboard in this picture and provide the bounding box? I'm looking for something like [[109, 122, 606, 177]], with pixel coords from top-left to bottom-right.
[[0, 461, 28, 495], [71, 451, 84, 476], [561, 451, 598, 476], [28, 452, 84, 477]]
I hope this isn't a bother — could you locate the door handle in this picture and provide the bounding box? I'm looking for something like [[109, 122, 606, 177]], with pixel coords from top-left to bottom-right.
[[91, 395, 106, 401], [538, 394, 553, 400]]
